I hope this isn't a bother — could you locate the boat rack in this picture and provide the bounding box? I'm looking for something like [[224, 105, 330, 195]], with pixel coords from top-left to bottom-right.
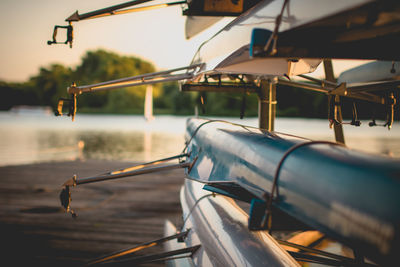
[[182, 72, 397, 105]]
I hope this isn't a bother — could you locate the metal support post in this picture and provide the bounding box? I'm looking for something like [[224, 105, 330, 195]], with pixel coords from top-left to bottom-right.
[[324, 59, 345, 144], [333, 95, 345, 144], [259, 79, 277, 131]]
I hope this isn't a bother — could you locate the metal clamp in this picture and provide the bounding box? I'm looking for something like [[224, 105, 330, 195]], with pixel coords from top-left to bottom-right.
[[54, 93, 77, 121], [47, 23, 73, 48]]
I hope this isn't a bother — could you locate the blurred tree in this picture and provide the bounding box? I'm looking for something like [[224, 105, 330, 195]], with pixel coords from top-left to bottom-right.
[[195, 92, 258, 117], [154, 82, 197, 115], [276, 84, 328, 118], [29, 64, 73, 107], [0, 81, 38, 109], [73, 49, 161, 113]]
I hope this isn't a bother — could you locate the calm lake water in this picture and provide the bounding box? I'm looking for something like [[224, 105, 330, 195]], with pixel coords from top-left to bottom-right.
[[0, 111, 399, 166]]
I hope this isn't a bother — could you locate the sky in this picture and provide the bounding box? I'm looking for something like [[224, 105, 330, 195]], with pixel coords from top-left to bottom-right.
[[0, 0, 368, 82], [0, 0, 225, 82]]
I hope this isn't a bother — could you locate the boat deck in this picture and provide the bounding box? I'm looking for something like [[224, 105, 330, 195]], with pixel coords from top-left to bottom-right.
[[0, 160, 185, 266]]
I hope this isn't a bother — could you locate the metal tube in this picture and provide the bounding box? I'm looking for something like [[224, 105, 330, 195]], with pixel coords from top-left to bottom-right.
[[80, 65, 196, 88], [298, 74, 337, 87], [71, 70, 187, 90], [181, 83, 258, 93], [324, 59, 345, 144], [279, 78, 384, 104], [87, 230, 190, 265], [67, 64, 201, 94], [278, 78, 330, 94], [259, 79, 276, 131], [67, 0, 153, 21], [76, 162, 191, 186], [110, 153, 188, 175], [277, 239, 358, 263], [69, 73, 193, 94], [348, 80, 400, 93], [87, 1, 187, 20]]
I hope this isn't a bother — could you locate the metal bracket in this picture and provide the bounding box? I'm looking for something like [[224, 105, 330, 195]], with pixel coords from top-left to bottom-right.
[[248, 198, 268, 230], [54, 93, 77, 121], [47, 24, 73, 48], [328, 83, 347, 96], [385, 92, 396, 129], [59, 178, 77, 218]]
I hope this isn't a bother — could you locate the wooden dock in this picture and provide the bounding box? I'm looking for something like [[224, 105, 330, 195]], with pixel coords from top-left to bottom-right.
[[0, 160, 185, 266]]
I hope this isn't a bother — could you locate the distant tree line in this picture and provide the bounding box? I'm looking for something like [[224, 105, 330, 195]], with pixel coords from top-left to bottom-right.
[[1, 49, 393, 120]]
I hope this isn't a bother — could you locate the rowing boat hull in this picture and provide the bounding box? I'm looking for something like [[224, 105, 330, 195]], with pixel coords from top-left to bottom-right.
[[184, 118, 400, 265], [165, 179, 299, 266], [188, 0, 400, 81], [189, 0, 372, 78]]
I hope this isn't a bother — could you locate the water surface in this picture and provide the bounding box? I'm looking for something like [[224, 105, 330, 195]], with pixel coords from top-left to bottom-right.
[[0, 111, 399, 166]]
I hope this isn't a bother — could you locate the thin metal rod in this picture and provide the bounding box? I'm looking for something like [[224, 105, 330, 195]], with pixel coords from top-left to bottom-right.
[[181, 83, 258, 93], [68, 65, 200, 94], [288, 251, 377, 267], [348, 80, 400, 93], [347, 91, 384, 104], [278, 78, 331, 94], [298, 74, 337, 87], [288, 251, 345, 266], [69, 73, 193, 94], [110, 153, 188, 175], [86, 1, 187, 20], [67, 0, 153, 21], [110, 245, 200, 265], [324, 59, 345, 144], [277, 239, 355, 263], [86, 230, 190, 266], [75, 162, 191, 186], [278, 78, 384, 104]]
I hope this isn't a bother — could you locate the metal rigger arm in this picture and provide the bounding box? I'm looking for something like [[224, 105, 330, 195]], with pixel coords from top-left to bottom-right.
[[55, 64, 201, 121], [60, 153, 193, 218], [47, 0, 186, 48]]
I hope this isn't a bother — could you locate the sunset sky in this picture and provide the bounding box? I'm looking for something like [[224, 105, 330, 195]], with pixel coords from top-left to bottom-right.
[[0, 0, 368, 82]]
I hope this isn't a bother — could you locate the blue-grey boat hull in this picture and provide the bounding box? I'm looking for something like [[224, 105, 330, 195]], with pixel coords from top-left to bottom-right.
[[185, 118, 400, 264]]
